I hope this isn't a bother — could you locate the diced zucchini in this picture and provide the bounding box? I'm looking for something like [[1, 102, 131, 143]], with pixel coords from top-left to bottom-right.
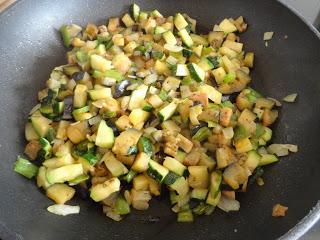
[[245, 150, 261, 172], [122, 13, 135, 27], [147, 159, 169, 183], [235, 137, 253, 153], [191, 188, 208, 200], [73, 84, 88, 108], [219, 19, 237, 33], [188, 166, 209, 189], [95, 119, 114, 148], [190, 33, 209, 46], [115, 196, 130, 215], [154, 26, 167, 35], [128, 84, 148, 110], [163, 157, 187, 176], [187, 63, 205, 82], [138, 137, 153, 156], [178, 29, 193, 48], [198, 84, 222, 104], [163, 31, 177, 45], [138, 11, 148, 22], [37, 166, 52, 189], [182, 48, 193, 58], [170, 176, 189, 196], [90, 54, 112, 72], [175, 64, 189, 76], [177, 210, 194, 222], [60, 25, 72, 47], [46, 163, 83, 184], [88, 87, 112, 100], [130, 3, 140, 21], [123, 169, 137, 183], [259, 154, 278, 166], [38, 137, 52, 160], [128, 109, 149, 129], [206, 173, 222, 206], [25, 122, 40, 141], [212, 67, 227, 84], [90, 177, 120, 202], [261, 127, 272, 142], [14, 156, 39, 179], [174, 13, 188, 31], [104, 152, 129, 177], [30, 114, 52, 138], [176, 150, 187, 163], [192, 127, 210, 142], [68, 174, 89, 186], [46, 183, 75, 204], [222, 40, 243, 53], [150, 9, 163, 18], [132, 152, 150, 172], [198, 56, 219, 71], [192, 45, 203, 57], [158, 101, 178, 121]]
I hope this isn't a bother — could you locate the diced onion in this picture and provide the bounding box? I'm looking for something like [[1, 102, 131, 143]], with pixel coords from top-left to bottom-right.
[[166, 55, 178, 65], [263, 32, 274, 41], [222, 127, 234, 139], [47, 204, 80, 216], [217, 196, 240, 212], [282, 93, 297, 103], [267, 144, 298, 156], [144, 73, 158, 85], [29, 104, 41, 115], [88, 115, 101, 125], [103, 205, 122, 221], [267, 97, 282, 107]]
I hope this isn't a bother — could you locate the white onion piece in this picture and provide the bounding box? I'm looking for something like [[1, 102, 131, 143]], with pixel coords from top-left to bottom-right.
[[144, 73, 158, 85], [222, 127, 234, 140], [164, 44, 183, 52], [282, 93, 297, 102], [267, 144, 298, 156], [47, 204, 80, 216], [267, 97, 282, 107], [263, 32, 274, 41], [217, 196, 240, 212]]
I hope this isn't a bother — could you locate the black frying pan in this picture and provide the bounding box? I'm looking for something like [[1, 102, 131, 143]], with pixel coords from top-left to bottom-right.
[[0, 0, 320, 239]]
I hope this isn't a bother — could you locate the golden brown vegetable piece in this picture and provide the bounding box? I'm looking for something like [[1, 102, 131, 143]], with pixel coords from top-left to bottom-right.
[[183, 149, 201, 166], [219, 107, 233, 127], [67, 121, 89, 144], [24, 140, 41, 160], [163, 132, 180, 157], [46, 184, 75, 204], [262, 109, 278, 126], [177, 133, 194, 153], [112, 129, 142, 156], [272, 204, 288, 217]]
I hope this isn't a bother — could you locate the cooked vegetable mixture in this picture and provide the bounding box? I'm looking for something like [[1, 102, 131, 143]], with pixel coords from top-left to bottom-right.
[[14, 4, 297, 221]]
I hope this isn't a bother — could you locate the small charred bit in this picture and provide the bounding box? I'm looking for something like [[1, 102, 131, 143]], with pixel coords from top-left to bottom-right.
[[72, 71, 85, 81], [106, 120, 120, 136], [62, 96, 73, 119], [190, 122, 208, 136], [113, 79, 131, 98]]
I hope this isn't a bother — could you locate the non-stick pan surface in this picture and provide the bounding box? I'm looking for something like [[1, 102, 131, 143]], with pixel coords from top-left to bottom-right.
[[0, 0, 320, 239]]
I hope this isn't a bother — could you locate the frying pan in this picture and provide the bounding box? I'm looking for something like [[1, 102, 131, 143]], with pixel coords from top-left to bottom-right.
[[0, 0, 320, 239]]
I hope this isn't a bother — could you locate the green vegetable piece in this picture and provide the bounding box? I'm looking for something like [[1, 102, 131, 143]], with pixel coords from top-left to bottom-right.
[[82, 152, 98, 165], [60, 25, 72, 47], [138, 137, 153, 156], [14, 156, 39, 179], [158, 90, 168, 101], [207, 56, 220, 69], [223, 72, 236, 83], [192, 127, 211, 142], [69, 174, 89, 185], [255, 124, 266, 138], [45, 128, 56, 143], [123, 169, 137, 183], [115, 196, 130, 215], [177, 210, 194, 222], [127, 145, 138, 155], [233, 124, 249, 141], [38, 138, 52, 160], [163, 171, 180, 185], [76, 51, 88, 63]]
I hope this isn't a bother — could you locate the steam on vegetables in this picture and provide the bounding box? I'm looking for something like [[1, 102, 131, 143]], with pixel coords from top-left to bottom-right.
[[14, 4, 297, 221]]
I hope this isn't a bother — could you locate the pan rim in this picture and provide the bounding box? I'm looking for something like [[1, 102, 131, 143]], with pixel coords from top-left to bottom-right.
[[0, 0, 319, 239]]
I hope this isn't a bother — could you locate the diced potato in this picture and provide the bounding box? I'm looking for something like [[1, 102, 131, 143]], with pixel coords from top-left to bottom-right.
[[188, 166, 209, 189]]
